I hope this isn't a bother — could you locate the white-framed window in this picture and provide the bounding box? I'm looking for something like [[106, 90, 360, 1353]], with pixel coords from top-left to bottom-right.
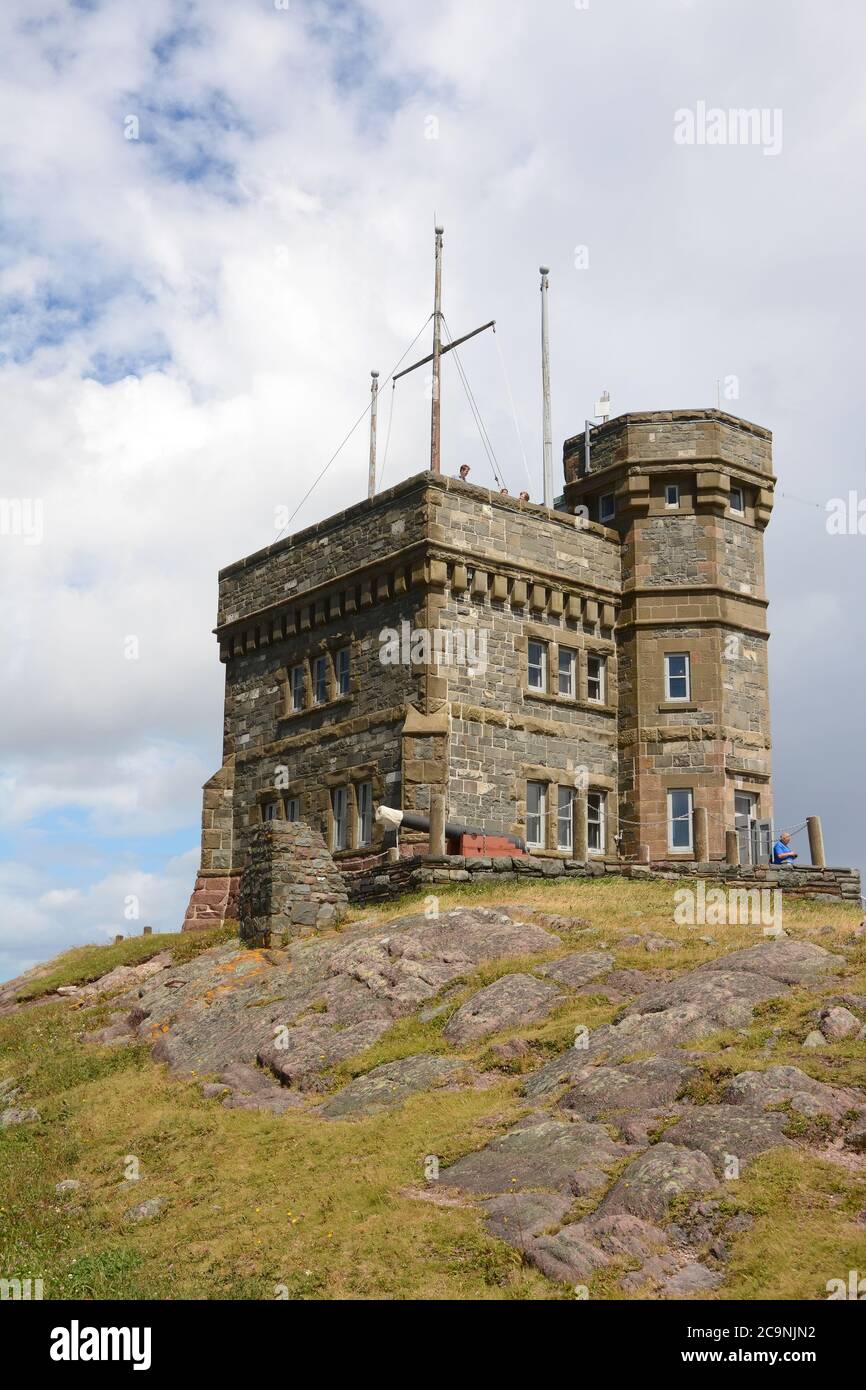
[[664, 652, 691, 701], [286, 796, 300, 823], [599, 493, 616, 523], [587, 791, 606, 853], [668, 788, 693, 852], [665, 483, 680, 508], [734, 791, 757, 823], [263, 801, 279, 822], [336, 647, 351, 696], [356, 781, 373, 847], [527, 640, 547, 692], [330, 786, 348, 851], [290, 665, 305, 711], [557, 786, 575, 852], [526, 781, 547, 849], [730, 485, 745, 514], [558, 647, 576, 697], [313, 655, 329, 704], [587, 653, 606, 703]]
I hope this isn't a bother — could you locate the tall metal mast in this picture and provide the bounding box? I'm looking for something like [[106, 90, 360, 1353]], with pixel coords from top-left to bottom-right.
[[431, 225, 444, 473], [393, 226, 495, 477], [540, 265, 553, 507], [367, 369, 379, 498]]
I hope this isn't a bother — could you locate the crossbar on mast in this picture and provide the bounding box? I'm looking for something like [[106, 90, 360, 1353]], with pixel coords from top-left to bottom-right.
[[392, 320, 496, 382]]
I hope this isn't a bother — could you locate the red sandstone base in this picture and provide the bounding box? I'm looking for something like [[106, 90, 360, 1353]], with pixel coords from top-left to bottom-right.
[[182, 873, 240, 932]]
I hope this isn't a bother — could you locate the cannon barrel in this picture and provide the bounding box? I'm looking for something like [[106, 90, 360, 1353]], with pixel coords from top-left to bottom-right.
[[376, 805, 526, 852]]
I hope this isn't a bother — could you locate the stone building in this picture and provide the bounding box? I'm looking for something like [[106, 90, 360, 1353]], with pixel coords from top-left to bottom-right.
[[182, 407, 778, 929]]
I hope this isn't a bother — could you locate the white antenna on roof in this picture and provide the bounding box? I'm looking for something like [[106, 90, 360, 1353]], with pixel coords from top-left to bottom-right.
[[583, 391, 612, 476], [594, 389, 611, 421]]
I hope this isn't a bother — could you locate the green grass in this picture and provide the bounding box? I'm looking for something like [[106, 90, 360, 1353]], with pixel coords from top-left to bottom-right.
[[13, 923, 238, 1002]]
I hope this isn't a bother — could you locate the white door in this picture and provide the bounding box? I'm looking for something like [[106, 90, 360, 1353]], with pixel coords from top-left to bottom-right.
[[734, 792, 757, 865]]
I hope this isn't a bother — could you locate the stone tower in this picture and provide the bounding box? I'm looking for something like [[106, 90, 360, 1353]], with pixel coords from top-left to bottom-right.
[[562, 410, 775, 861], [182, 406, 779, 931]]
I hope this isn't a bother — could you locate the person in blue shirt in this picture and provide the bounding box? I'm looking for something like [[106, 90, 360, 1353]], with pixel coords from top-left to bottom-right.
[[772, 831, 798, 866]]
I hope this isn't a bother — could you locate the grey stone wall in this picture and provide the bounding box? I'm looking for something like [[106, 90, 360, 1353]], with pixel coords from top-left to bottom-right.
[[345, 854, 861, 906], [238, 820, 348, 946]]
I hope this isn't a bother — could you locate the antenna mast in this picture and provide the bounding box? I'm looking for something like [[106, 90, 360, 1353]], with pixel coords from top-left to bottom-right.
[[393, 226, 495, 477], [431, 225, 444, 473], [368, 369, 379, 498], [540, 266, 553, 507]]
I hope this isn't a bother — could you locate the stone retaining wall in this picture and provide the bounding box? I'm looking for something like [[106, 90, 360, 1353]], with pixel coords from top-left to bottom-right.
[[345, 853, 861, 906]]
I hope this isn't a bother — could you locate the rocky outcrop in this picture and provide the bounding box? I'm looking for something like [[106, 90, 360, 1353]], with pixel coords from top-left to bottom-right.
[[58, 901, 864, 1297], [442, 974, 561, 1044]]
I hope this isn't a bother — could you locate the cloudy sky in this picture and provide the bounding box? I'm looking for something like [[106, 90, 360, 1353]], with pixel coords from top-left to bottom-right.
[[1, 0, 863, 982]]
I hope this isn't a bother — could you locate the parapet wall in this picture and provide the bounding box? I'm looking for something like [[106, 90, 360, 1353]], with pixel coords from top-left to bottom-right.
[[344, 854, 861, 906]]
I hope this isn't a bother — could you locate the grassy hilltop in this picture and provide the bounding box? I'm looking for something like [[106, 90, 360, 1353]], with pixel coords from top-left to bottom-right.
[[1, 877, 865, 1302]]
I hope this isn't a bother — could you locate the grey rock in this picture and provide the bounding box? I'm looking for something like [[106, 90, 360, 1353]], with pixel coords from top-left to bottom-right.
[[258, 1017, 392, 1090], [645, 935, 677, 953], [525, 1224, 612, 1284], [663, 1105, 792, 1176], [216, 1060, 306, 1112], [580, 1211, 670, 1260], [558, 1056, 698, 1125], [598, 1144, 718, 1222], [55, 1179, 81, 1195], [522, 1046, 601, 1100], [590, 999, 757, 1063], [123, 1196, 168, 1223], [724, 1212, 755, 1236], [443, 973, 561, 1045], [83, 1020, 135, 1046], [661, 1262, 724, 1294], [540, 951, 614, 989], [820, 1007, 860, 1041], [846, 1121, 866, 1153], [0, 1106, 39, 1128], [723, 1066, 863, 1121], [321, 1054, 464, 1118], [696, 939, 843, 986], [621, 969, 786, 1022], [803, 1030, 827, 1049], [620, 1252, 681, 1292], [488, 1037, 534, 1064], [599, 968, 674, 996], [77, 952, 173, 1002], [440, 1118, 624, 1197], [481, 1192, 571, 1250]]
